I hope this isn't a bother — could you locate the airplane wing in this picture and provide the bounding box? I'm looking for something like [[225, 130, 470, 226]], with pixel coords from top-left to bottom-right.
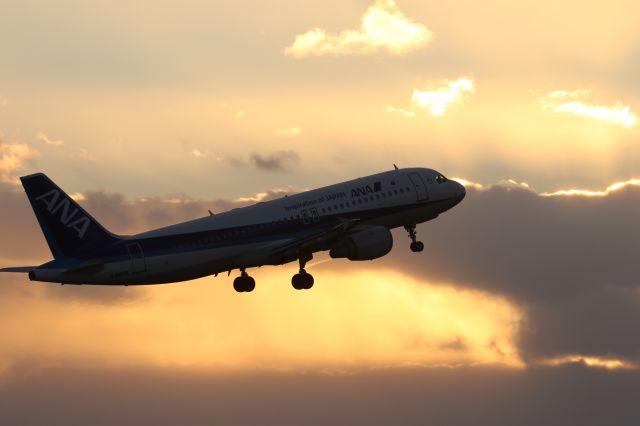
[[268, 218, 359, 257], [232, 217, 360, 268]]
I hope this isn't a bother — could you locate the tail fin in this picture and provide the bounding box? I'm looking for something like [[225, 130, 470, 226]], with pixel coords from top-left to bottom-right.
[[20, 173, 121, 259]]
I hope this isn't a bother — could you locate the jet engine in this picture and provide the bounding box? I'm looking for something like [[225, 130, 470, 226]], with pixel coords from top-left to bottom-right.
[[329, 226, 393, 261]]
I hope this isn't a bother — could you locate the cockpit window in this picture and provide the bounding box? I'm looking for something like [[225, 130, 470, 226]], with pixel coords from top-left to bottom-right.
[[436, 174, 448, 184]]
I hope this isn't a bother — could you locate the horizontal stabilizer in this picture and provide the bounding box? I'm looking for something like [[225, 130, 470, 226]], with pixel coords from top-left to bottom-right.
[[0, 266, 37, 273]]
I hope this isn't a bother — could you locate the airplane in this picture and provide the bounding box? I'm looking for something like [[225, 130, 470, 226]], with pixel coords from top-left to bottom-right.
[[0, 167, 465, 292]]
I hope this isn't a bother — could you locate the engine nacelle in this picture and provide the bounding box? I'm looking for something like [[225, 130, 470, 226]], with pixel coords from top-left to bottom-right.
[[329, 226, 393, 261]]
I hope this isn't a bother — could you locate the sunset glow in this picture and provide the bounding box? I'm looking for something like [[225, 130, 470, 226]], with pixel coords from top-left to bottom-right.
[[0, 270, 523, 373], [1, 0, 639, 422]]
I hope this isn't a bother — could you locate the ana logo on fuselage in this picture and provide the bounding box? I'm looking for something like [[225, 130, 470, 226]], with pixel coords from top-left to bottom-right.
[[35, 190, 90, 239], [351, 181, 382, 197]]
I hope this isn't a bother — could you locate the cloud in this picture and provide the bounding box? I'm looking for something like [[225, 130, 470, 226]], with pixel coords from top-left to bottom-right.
[[0, 142, 38, 185], [387, 77, 475, 117], [235, 187, 298, 203], [35, 131, 64, 146], [541, 90, 637, 128], [0, 365, 639, 426], [540, 178, 640, 197], [384, 105, 416, 117], [190, 149, 209, 158], [274, 126, 302, 137], [377, 180, 640, 364], [250, 150, 300, 172], [539, 355, 639, 370], [285, 0, 432, 57]]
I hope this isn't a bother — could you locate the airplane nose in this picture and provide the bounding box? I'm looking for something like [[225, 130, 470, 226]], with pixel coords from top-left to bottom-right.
[[454, 181, 466, 202]]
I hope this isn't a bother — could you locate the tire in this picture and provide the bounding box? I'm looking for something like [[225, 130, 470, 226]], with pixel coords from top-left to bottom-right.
[[245, 277, 256, 292], [233, 277, 245, 292], [303, 273, 314, 289], [410, 241, 424, 252]]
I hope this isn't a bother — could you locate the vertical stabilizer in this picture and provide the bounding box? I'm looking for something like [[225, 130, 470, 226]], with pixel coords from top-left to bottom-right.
[[20, 173, 121, 259]]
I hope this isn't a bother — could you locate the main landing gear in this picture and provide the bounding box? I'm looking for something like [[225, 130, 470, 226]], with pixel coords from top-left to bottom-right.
[[292, 252, 314, 290], [404, 224, 424, 253], [233, 269, 255, 293]]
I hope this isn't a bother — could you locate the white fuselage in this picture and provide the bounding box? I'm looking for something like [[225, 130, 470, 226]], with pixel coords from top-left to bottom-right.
[[30, 167, 465, 285]]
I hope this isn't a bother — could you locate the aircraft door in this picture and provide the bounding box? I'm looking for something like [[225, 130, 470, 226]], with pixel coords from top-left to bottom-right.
[[126, 242, 147, 274], [408, 172, 429, 202]]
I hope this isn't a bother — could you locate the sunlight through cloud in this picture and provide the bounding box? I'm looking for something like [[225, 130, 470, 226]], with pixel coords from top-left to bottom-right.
[[387, 78, 474, 118], [0, 270, 523, 372], [0, 143, 38, 185], [539, 355, 639, 370], [541, 90, 637, 128], [285, 0, 432, 57], [541, 178, 640, 197]]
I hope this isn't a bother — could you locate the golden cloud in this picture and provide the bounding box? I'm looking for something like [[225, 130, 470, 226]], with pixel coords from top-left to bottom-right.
[[285, 0, 432, 57], [387, 78, 475, 118], [35, 131, 64, 146], [539, 355, 638, 370], [0, 270, 523, 373], [452, 177, 640, 198], [540, 179, 640, 197], [541, 89, 637, 128], [0, 143, 38, 185]]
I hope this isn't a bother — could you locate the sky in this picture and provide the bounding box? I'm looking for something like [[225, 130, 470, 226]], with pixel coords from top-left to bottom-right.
[[1, 0, 639, 424]]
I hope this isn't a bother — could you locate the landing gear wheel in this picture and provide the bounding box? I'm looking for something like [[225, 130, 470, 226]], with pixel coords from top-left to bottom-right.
[[405, 224, 424, 253], [244, 276, 256, 292], [233, 277, 244, 292], [292, 253, 314, 290], [292, 270, 314, 290], [233, 271, 255, 292], [410, 241, 424, 252]]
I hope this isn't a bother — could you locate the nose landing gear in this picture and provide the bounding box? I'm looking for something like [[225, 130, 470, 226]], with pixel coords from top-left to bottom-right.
[[404, 224, 424, 253], [292, 252, 314, 290], [233, 269, 256, 292]]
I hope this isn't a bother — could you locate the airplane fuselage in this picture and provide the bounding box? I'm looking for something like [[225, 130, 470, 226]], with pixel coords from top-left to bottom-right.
[[6, 167, 465, 290]]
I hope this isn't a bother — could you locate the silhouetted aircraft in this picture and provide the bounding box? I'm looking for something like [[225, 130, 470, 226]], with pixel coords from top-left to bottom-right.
[[1, 167, 465, 292]]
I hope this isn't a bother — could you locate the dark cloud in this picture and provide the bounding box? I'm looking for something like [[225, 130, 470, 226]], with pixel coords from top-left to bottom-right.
[[250, 150, 300, 172], [0, 365, 639, 426], [371, 184, 640, 363]]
